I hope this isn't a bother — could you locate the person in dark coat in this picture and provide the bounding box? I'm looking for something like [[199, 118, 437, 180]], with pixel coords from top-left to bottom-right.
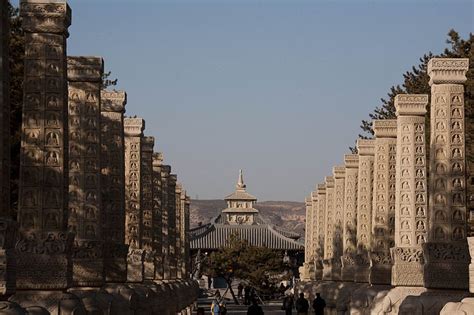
[[238, 283, 244, 299], [282, 293, 294, 315], [244, 285, 251, 305], [295, 293, 309, 315], [247, 299, 264, 315], [312, 293, 326, 315]]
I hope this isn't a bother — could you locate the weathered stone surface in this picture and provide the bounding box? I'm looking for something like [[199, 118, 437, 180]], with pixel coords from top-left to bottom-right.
[[168, 174, 178, 280], [16, 0, 73, 290], [469, 237, 474, 293], [354, 139, 374, 283], [341, 154, 358, 282], [424, 58, 470, 290], [369, 119, 397, 285], [315, 184, 326, 280], [322, 175, 340, 281], [124, 117, 145, 282], [391, 94, 428, 287], [67, 56, 105, 287], [303, 195, 313, 280], [152, 153, 163, 280], [100, 90, 127, 283], [141, 136, 154, 280], [161, 165, 171, 280]]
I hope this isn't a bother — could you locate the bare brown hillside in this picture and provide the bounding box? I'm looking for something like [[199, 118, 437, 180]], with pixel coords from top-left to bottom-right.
[[190, 199, 306, 236]]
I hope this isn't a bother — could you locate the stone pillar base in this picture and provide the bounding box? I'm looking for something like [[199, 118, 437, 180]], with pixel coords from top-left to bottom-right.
[[423, 241, 470, 290], [322, 259, 341, 281], [127, 249, 145, 283], [15, 232, 74, 290], [369, 252, 392, 285], [373, 287, 471, 315], [353, 253, 370, 283], [72, 240, 105, 287], [0, 218, 18, 297], [441, 297, 474, 315], [340, 254, 356, 282], [390, 247, 424, 286], [104, 242, 128, 283], [103, 283, 138, 314], [143, 251, 156, 281], [68, 287, 119, 315], [313, 261, 323, 280], [9, 290, 86, 314]]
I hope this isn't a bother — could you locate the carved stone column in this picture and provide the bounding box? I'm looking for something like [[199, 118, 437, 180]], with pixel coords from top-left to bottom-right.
[[67, 56, 104, 287], [152, 152, 163, 280], [341, 154, 358, 282], [0, 0, 18, 297], [314, 184, 326, 280], [161, 165, 171, 280], [354, 139, 374, 283], [100, 90, 128, 283], [333, 166, 345, 280], [303, 195, 313, 280], [184, 194, 191, 278], [310, 191, 319, 279], [124, 117, 145, 282], [323, 176, 340, 280], [169, 174, 178, 280], [369, 120, 397, 285], [16, 0, 73, 290], [176, 184, 186, 279], [424, 58, 470, 289], [391, 94, 428, 286], [141, 136, 155, 280]]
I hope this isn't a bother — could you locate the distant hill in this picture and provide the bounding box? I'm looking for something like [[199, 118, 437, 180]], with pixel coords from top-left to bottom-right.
[[190, 199, 306, 236]]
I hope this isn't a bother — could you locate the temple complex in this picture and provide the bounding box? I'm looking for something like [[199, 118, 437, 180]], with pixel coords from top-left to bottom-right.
[[190, 170, 304, 252]]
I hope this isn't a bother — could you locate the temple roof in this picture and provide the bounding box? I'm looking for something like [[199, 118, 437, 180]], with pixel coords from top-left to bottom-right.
[[224, 169, 257, 201]]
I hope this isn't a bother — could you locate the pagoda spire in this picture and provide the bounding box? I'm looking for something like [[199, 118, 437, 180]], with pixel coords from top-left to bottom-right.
[[236, 169, 246, 190]]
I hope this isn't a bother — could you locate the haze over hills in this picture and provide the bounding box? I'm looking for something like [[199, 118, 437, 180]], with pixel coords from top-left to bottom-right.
[[189, 199, 306, 236]]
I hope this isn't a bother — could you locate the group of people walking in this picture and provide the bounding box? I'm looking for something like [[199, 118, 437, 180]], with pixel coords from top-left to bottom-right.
[[282, 292, 326, 315]]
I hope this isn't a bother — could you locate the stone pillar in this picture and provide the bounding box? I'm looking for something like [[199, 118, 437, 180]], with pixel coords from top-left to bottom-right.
[[354, 139, 374, 283], [323, 176, 340, 280], [0, 0, 18, 297], [161, 165, 171, 280], [310, 191, 319, 279], [16, 0, 73, 290], [391, 94, 428, 286], [100, 90, 128, 282], [177, 184, 187, 279], [369, 120, 397, 285], [67, 56, 104, 287], [314, 184, 326, 280], [124, 117, 145, 282], [333, 166, 345, 280], [169, 174, 178, 280], [141, 136, 155, 281], [341, 154, 358, 282], [424, 58, 470, 289], [184, 194, 191, 278], [152, 152, 163, 280], [303, 195, 313, 280], [175, 184, 182, 279]]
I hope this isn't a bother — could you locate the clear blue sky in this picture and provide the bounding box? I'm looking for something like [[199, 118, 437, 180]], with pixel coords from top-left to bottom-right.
[[15, 0, 472, 201]]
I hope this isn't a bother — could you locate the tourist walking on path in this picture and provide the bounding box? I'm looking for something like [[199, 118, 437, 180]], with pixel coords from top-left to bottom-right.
[[238, 283, 244, 299], [244, 285, 251, 305], [312, 293, 326, 315], [211, 299, 220, 315], [295, 293, 309, 315], [282, 293, 294, 315], [247, 299, 264, 315]]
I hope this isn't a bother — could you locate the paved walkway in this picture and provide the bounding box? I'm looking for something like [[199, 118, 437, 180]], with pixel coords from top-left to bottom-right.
[[195, 296, 287, 315]]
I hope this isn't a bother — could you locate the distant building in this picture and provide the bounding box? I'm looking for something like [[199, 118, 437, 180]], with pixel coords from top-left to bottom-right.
[[190, 170, 304, 251]]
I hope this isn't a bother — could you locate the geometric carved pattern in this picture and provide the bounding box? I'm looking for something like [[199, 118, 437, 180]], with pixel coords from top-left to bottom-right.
[[354, 140, 374, 283], [369, 120, 397, 284], [392, 94, 428, 287], [161, 164, 171, 280], [152, 152, 163, 280], [304, 196, 313, 265], [341, 154, 358, 282], [168, 174, 178, 279], [141, 136, 154, 280], [16, 0, 73, 290], [67, 56, 104, 287], [424, 58, 470, 290]]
